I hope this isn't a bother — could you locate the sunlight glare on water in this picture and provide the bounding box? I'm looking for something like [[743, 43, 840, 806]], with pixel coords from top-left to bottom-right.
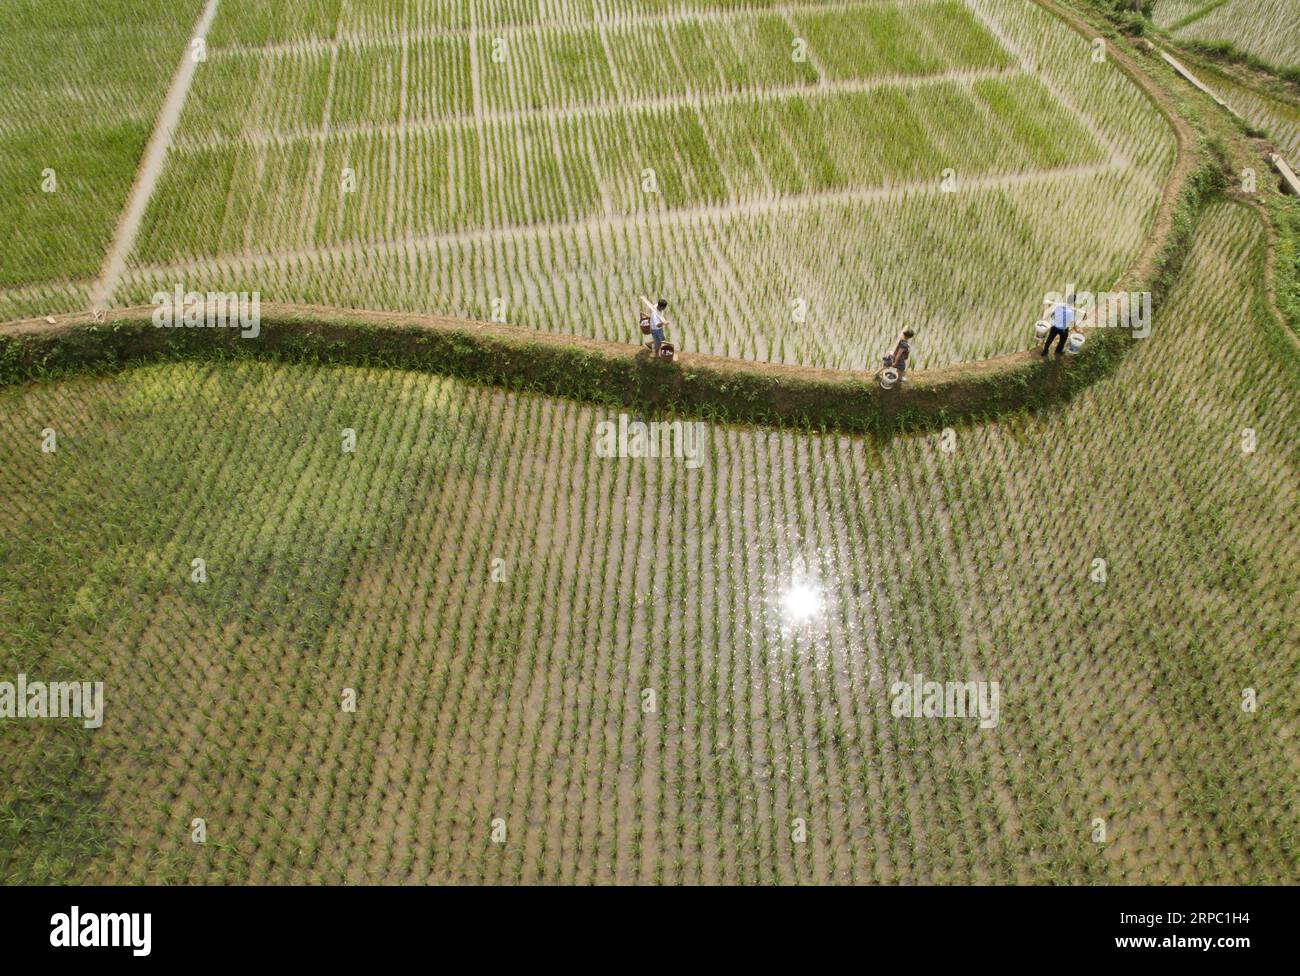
[[781, 582, 823, 625]]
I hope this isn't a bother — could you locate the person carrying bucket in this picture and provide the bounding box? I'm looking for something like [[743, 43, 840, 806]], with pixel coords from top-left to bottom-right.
[[1041, 295, 1075, 356], [889, 329, 914, 381], [639, 296, 671, 358]]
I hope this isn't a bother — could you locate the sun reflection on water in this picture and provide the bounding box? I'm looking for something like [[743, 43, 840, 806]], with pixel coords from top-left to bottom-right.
[[781, 582, 824, 625]]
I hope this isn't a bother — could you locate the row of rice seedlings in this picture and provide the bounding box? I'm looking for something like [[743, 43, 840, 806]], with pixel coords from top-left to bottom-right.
[[176, 49, 332, 144], [330, 40, 404, 127], [117, 164, 1153, 371], [478, 25, 616, 112], [208, 0, 344, 48], [477, 3, 1009, 114], [0, 282, 91, 322], [792, 0, 1015, 80], [0, 0, 204, 288], [177, 37, 478, 148]]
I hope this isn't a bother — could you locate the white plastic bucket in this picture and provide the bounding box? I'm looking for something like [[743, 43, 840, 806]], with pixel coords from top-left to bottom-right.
[[879, 367, 899, 389], [1034, 320, 1050, 340], [1067, 332, 1085, 354]]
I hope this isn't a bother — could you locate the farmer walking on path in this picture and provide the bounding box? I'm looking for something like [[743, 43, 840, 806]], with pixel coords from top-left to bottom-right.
[[890, 329, 914, 381], [640, 296, 670, 357], [1042, 295, 1075, 356]]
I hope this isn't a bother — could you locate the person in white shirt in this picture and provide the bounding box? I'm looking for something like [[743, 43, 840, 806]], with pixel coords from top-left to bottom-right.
[[648, 298, 669, 356]]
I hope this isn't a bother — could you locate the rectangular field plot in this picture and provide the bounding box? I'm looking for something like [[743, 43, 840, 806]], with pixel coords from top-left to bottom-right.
[[481, 15, 822, 111], [138, 73, 1102, 265], [478, 27, 619, 112], [208, 0, 344, 47], [604, 15, 820, 100], [133, 126, 487, 265], [793, 0, 1015, 79], [176, 49, 333, 143], [178, 35, 475, 141], [967, 0, 1176, 177], [343, 0, 474, 36]]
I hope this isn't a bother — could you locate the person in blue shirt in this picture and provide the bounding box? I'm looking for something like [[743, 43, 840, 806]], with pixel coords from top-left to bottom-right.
[[1042, 296, 1076, 356]]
